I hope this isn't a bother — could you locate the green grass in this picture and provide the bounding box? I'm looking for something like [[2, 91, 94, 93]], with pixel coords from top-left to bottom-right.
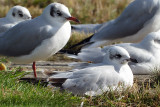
[[0, 70, 82, 106]]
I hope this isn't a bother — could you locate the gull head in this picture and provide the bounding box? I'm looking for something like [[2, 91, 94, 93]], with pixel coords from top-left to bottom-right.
[[104, 46, 131, 65], [7, 5, 31, 22], [42, 2, 79, 24]]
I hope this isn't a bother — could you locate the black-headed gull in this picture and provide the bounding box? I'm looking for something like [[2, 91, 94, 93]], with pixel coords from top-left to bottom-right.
[[47, 46, 133, 96], [68, 32, 160, 74], [0, 5, 31, 33], [0, 3, 79, 78], [70, 0, 160, 49]]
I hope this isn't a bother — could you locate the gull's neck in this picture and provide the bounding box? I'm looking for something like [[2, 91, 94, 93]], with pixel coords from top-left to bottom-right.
[[6, 15, 22, 24]]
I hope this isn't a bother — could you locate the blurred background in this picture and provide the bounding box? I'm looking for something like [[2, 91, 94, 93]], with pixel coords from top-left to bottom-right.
[[0, 0, 131, 24]]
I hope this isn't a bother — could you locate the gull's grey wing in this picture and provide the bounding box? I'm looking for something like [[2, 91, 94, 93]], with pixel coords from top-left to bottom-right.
[[0, 18, 54, 57], [0, 18, 14, 33], [67, 47, 104, 63], [62, 66, 121, 95], [50, 65, 120, 95], [0, 24, 14, 33], [71, 23, 103, 34], [91, 0, 159, 41]]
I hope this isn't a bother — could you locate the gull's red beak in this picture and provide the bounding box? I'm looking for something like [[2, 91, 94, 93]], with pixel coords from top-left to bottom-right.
[[66, 17, 80, 23]]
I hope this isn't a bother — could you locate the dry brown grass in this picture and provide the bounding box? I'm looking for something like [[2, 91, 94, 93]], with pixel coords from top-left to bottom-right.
[[0, 0, 131, 23]]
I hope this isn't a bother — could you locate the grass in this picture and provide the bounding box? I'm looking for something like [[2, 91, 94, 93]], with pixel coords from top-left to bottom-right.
[[0, 0, 130, 23], [0, 70, 82, 106], [0, 68, 160, 106]]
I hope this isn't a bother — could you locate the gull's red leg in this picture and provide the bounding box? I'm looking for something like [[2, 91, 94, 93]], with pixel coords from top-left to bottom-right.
[[32, 62, 37, 78]]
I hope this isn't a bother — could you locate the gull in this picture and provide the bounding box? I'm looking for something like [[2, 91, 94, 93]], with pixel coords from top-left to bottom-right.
[[0, 3, 79, 78], [69, 0, 160, 49], [68, 32, 160, 74], [47, 46, 133, 96], [0, 5, 31, 33]]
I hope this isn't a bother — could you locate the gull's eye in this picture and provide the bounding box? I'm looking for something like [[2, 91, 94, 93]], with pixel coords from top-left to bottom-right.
[[115, 54, 122, 59], [18, 11, 23, 17], [154, 39, 160, 44], [57, 11, 62, 16], [19, 13, 23, 17]]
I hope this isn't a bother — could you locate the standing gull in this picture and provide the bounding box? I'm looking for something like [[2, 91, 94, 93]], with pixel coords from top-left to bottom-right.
[[0, 3, 79, 78], [70, 0, 160, 49], [47, 46, 134, 96], [68, 32, 160, 74], [0, 5, 31, 33]]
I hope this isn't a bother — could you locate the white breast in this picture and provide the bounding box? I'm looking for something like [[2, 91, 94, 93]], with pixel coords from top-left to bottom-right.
[[119, 65, 133, 86]]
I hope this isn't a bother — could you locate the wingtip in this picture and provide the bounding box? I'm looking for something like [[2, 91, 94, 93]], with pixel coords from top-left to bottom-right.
[[69, 34, 94, 49], [59, 49, 80, 55]]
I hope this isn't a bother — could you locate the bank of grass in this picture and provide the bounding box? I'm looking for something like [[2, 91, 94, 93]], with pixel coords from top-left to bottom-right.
[[0, 69, 160, 106]]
